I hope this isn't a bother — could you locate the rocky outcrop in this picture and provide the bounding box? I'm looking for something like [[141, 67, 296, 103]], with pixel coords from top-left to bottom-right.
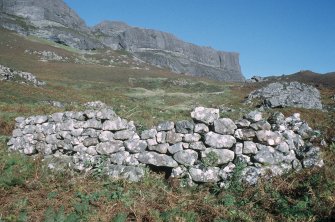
[[247, 82, 323, 110], [0, 64, 45, 86], [93, 21, 244, 82], [7, 106, 324, 186], [0, 0, 103, 49]]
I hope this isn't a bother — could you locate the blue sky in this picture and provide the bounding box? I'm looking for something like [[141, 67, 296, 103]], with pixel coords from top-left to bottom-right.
[[64, 0, 335, 78]]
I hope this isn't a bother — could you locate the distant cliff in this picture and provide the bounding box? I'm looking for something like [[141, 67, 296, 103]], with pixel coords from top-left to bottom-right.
[[0, 0, 245, 82], [93, 21, 244, 81]]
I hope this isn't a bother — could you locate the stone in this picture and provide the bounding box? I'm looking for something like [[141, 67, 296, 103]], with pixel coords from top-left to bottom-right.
[[86, 146, 98, 155], [46, 134, 58, 145], [247, 82, 323, 110], [235, 119, 251, 128], [244, 110, 262, 123], [233, 143, 243, 155], [141, 129, 157, 139], [256, 130, 282, 146], [189, 141, 206, 151], [175, 120, 194, 133], [253, 146, 294, 165], [191, 107, 219, 125], [156, 131, 166, 143], [110, 151, 130, 165], [250, 120, 271, 131], [234, 154, 251, 166], [201, 148, 235, 165], [168, 143, 184, 154], [98, 131, 114, 142], [194, 123, 209, 134], [22, 125, 36, 134], [173, 150, 198, 166], [83, 137, 99, 147], [243, 141, 258, 155], [165, 131, 183, 144], [138, 152, 178, 167], [124, 139, 147, 153], [214, 118, 237, 135], [276, 142, 290, 154], [183, 133, 201, 143], [71, 128, 84, 137], [102, 117, 128, 131], [268, 112, 285, 125], [204, 132, 236, 148], [148, 143, 169, 154], [96, 141, 124, 154], [84, 119, 102, 129], [219, 162, 236, 180], [234, 129, 256, 141], [156, 121, 175, 131], [113, 130, 135, 140], [241, 167, 261, 185], [147, 137, 158, 146], [297, 123, 314, 139], [302, 146, 324, 168], [12, 129, 23, 138], [189, 167, 220, 182], [34, 115, 48, 124], [106, 165, 145, 182], [96, 108, 116, 120]]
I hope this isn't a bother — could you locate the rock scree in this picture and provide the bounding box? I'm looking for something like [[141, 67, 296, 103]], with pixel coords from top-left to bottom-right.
[[0, 64, 46, 86], [7, 106, 324, 186], [247, 81, 322, 110]]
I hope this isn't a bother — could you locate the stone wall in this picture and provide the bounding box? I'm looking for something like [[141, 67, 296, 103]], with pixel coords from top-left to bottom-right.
[[7, 106, 324, 186]]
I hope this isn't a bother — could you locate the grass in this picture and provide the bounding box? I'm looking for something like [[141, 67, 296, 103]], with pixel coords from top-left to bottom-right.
[[0, 28, 335, 221]]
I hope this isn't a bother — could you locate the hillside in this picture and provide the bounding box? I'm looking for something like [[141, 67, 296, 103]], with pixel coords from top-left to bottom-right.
[[0, 0, 244, 82], [0, 26, 334, 221]]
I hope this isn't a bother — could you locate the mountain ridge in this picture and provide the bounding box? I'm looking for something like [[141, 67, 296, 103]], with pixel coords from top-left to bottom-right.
[[0, 0, 245, 82]]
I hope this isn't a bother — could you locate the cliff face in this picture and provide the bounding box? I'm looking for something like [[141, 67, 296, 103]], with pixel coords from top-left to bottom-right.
[[0, 0, 244, 82], [93, 21, 244, 81], [0, 0, 103, 49]]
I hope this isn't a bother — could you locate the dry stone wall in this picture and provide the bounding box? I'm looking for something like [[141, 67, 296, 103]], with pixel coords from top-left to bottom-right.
[[7, 106, 324, 186]]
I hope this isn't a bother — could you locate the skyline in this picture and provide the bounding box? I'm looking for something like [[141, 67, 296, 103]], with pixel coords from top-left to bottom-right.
[[64, 0, 335, 78]]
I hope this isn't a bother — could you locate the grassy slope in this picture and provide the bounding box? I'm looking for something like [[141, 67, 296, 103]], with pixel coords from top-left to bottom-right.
[[0, 28, 334, 221]]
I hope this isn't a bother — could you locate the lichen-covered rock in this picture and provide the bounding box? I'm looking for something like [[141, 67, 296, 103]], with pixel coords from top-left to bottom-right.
[[138, 152, 178, 167], [124, 139, 147, 153], [243, 141, 258, 154], [189, 167, 220, 182], [183, 133, 201, 143], [234, 129, 256, 141], [214, 118, 237, 135], [173, 150, 198, 166], [205, 132, 236, 148], [96, 141, 124, 154], [248, 82, 323, 110], [194, 123, 209, 134], [168, 143, 184, 154], [113, 130, 136, 140], [189, 141, 206, 151], [201, 148, 235, 165], [156, 121, 175, 131], [244, 110, 263, 123], [165, 131, 183, 144], [191, 107, 219, 125], [102, 117, 128, 131], [106, 165, 145, 182], [250, 120, 271, 131], [148, 143, 169, 154], [140, 129, 157, 140], [256, 130, 282, 146], [175, 120, 194, 134], [302, 146, 324, 168]]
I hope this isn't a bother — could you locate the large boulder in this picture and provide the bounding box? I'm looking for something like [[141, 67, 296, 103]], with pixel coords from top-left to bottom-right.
[[248, 82, 322, 109]]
